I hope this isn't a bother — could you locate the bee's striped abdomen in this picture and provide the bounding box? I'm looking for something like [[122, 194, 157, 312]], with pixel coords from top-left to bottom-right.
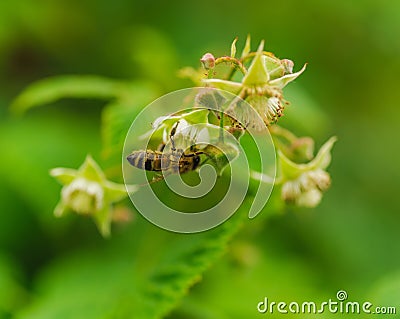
[[127, 150, 163, 171], [127, 149, 202, 174]]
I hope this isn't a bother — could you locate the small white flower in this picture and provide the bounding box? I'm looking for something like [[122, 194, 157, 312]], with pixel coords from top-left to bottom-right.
[[50, 155, 137, 237], [61, 178, 104, 215]]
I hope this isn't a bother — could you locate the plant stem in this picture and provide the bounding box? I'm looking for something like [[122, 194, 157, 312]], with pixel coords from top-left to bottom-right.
[[215, 56, 247, 77]]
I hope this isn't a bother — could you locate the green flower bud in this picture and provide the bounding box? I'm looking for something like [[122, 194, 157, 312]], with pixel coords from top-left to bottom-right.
[[279, 137, 337, 208]]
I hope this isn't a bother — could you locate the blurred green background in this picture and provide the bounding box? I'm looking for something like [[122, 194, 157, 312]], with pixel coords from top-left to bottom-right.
[[1, 0, 400, 318]]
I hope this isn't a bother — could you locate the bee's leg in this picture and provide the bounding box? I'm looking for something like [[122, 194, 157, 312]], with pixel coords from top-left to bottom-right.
[[170, 121, 180, 151], [199, 157, 210, 166], [150, 174, 165, 184], [149, 171, 171, 184], [219, 111, 224, 143], [157, 143, 166, 152]]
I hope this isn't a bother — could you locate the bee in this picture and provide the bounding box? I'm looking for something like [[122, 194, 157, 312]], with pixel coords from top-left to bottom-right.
[[127, 121, 205, 177], [126, 148, 202, 174]]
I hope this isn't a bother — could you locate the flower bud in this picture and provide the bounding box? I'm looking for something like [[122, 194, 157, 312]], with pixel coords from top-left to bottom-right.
[[281, 180, 301, 203], [282, 171, 328, 207], [281, 59, 294, 74], [278, 137, 337, 208], [307, 169, 331, 191], [290, 137, 314, 162], [296, 189, 323, 207], [200, 53, 215, 70]]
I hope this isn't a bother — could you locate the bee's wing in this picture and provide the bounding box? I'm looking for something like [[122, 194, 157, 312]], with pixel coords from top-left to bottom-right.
[[173, 125, 209, 150], [225, 98, 267, 132], [194, 88, 228, 110]]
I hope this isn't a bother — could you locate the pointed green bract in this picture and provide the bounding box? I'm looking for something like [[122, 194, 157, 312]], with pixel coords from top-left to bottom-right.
[[241, 34, 251, 58], [269, 63, 307, 89], [78, 155, 106, 182], [230, 37, 238, 58], [309, 136, 337, 170], [279, 136, 337, 180]]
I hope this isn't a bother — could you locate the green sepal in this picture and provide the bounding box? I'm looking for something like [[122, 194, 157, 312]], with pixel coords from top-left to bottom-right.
[[242, 41, 270, 86], [50, 168, 78, 185], [78, 155, 106, 182], [279, 136, 337, 181], [269, 63, 307, 89], [241, 34, 251, 58], [230, 37, 238, 58], [202, 79, 242, 95]]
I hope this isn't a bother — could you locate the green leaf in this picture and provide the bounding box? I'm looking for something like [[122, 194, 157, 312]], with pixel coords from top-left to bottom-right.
[[0, 255, 28, 315], [367, 271, 400, 318], [0, 113, 101, 224], [10, 75, 130, 114], [15, 207, 248, 319], [101, 82, 159, 171]]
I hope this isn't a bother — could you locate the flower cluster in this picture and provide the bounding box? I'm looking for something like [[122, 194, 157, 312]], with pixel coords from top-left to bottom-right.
[[279, 136, 337, 207], [47, 36, 337, 236], [201, 36, 306, 126]]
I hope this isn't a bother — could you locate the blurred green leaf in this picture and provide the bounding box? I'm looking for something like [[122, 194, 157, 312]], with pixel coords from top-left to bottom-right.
[[368, 271, 400, 318], [0, 254, 28, 315], [128, 27, 179, 90], [16, 205, 249, 319], [101, 82, 159, 173], [10, 76, 131, 114], [0, 112, 101, 226], [278, 85, 331, 136]]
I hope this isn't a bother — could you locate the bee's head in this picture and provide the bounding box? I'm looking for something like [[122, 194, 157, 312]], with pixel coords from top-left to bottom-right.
[[193, 155, 201, 169]]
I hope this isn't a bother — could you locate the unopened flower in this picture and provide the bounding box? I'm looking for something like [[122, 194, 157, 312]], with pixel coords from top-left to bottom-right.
[[282, 169, 331, 207], [50, 155, 137, 237], [270, 125, 315, 163], [200, 53, 215, 70], [279, 137, 337, 207]]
